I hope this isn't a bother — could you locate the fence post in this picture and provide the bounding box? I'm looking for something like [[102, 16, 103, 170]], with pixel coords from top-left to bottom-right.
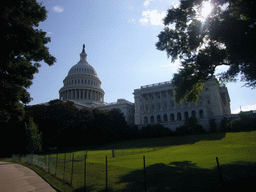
[[48, 155, 50, 173], [143, 156, 147, 192], [112, 150, 115, 158], [216, 157, 223, 185], [55, 153, 58, 177], [71, 153, 75, 186], [106, 156, 108, 192], [84, 155, 87, 191], [45, 155, 47, 170], [63, 153, 67, 182]]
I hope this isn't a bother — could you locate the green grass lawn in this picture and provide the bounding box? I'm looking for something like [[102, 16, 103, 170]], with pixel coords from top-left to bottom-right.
[[12, 131, 256, 191]]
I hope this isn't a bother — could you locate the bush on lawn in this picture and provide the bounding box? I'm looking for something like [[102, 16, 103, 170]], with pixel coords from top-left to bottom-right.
[[140, 124, 174, 138], [175, 116, 205, 135], [225, 112, 256, 132]]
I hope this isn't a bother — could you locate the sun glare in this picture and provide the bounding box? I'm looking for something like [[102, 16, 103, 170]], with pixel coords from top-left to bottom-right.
[[199, 1, 213, 21]]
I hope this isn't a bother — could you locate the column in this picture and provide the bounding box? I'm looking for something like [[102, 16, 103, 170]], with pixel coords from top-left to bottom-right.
[[75, 89, 77, 99]]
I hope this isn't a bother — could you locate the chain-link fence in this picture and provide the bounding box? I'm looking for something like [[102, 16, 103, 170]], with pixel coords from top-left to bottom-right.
[[12, 147, 157, 189]]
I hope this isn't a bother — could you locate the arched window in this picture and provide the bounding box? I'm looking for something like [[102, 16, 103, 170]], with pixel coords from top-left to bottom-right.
[[170, 113, 175, 121], [78, 79, 80, 84], [150, 116, 154, 124], [177, 113, 182, 121], [75, 79, 76, 84], [144, 117, 148, 124], [157, 115, 161, 123], [184, 112, 189, 120], [81, 79, 83, 84], [192, 110, 196, 118], [85, 80, 87, 84], [163, 114, 168, 122]]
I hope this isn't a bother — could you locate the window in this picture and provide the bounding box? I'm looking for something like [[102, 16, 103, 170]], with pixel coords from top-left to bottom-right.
[[177, 113, 182, 121], [184, 112, 189, 120], [171, 101, 174, 108], [144, 117, 148, 124], [192, 110, 196, 118], [163, 114, 167, 122], [150, 116, 154, 124], [157, 115, 161, 123], [170, 113, 175, 121]]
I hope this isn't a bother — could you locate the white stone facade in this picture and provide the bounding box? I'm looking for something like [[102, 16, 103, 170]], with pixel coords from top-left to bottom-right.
[[59, 46, 231, 131], [59, 47, 104, 107], [133, 77, 231, 131], [59, 46, 134, 124]]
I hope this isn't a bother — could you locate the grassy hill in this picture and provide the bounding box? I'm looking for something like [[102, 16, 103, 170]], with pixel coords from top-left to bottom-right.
[[61, 131, 255, 191], [14, 131, 256, 191]]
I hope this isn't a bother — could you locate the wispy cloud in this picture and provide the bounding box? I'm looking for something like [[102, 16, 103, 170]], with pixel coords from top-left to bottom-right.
[[139, 10, 167, 26], [53, 5, 64, 13], [171, 1, 180, 9], [143, 0, 154, 7], [232, 104, 256, 114], [128, 18, 137, 24]]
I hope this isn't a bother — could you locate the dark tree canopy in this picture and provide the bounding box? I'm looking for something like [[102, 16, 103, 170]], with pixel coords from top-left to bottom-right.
[[0, 0, 56, 122], [156, 0, 256, 105]]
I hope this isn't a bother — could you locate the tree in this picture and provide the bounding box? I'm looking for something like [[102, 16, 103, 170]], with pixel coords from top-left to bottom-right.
[[25, 117, 42, 154], [156, 0, 256, 105], [0, 0, 56, 122]]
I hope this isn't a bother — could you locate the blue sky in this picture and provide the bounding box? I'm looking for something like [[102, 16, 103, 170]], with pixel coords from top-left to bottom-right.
[[29, 0, 256, 114]]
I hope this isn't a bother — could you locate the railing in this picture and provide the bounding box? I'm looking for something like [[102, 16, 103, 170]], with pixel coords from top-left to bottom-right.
[[141, 81, 171, 89]]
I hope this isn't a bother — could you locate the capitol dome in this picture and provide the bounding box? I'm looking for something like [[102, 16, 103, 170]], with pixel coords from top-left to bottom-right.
[[59, 45, 105, 106]]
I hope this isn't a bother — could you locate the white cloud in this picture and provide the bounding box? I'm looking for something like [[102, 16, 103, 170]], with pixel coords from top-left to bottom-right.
[[53, 5, 64, 13], [171, 1, 180, 8], [128, 18, 137, 24], [232, 104, 256, 114], [143, 0, 154, 7], [139, 10, 167, 26]]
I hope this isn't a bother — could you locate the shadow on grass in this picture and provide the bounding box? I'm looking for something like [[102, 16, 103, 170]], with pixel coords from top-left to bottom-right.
[[91, 160, 256, 192], [85, 132, 227, 151]]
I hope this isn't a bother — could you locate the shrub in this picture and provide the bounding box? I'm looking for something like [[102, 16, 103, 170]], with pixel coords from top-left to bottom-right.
[[25, 117, 42, 154], [175, 116, 205, 135], [140, 124, 173, 138], [225, 112, 256, 132], [209, 118, 217, 132]]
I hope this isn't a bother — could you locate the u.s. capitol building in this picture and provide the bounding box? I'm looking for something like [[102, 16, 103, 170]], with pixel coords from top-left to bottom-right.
[[59, 46, 231, 131]]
